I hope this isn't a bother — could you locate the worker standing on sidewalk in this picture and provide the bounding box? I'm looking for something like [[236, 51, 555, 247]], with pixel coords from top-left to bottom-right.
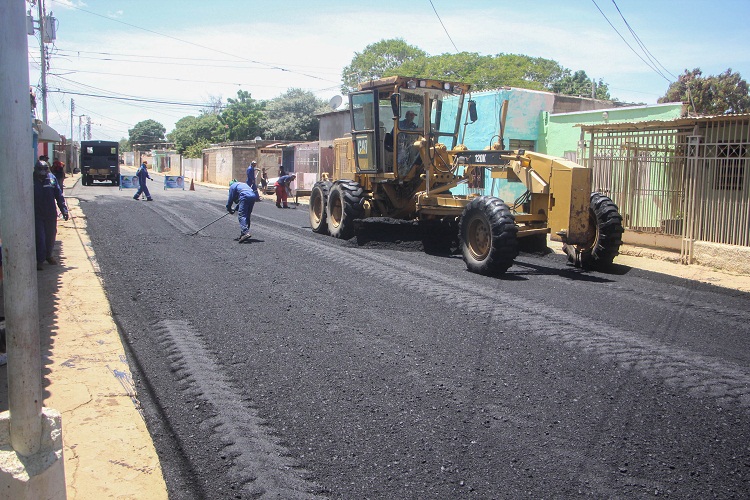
[[133, 160, 154, 201], [34, 160, 68, 270], [226, 179, 260, 243]]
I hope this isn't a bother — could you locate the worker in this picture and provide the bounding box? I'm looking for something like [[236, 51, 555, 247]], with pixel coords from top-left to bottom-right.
[[275, 173, 296, 208], [245, 160, 258, 185], [133, 160, 154, 201], [226, 180, 259, 243], [399, 110, 418, 130], [34, 160, 68, 270]]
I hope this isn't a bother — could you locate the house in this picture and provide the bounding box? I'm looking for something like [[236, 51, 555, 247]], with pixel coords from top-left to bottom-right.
[[579, 114, 750, 273]]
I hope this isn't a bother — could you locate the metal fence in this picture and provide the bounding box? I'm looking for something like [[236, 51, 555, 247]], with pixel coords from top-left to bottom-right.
[[581, 115, 750, 263]]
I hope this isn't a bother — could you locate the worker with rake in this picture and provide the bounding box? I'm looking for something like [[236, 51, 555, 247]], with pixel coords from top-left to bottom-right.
[[226, 168, 260, 243]]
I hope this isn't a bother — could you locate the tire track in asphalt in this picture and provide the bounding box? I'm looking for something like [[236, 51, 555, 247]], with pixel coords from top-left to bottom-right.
[[154, 319, 324, 499], [269, 226, 750, 412], [514, 263, 750, 325]]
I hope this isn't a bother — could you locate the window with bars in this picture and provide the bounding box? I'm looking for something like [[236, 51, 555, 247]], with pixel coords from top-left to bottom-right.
[[714, 143, 746, 191]]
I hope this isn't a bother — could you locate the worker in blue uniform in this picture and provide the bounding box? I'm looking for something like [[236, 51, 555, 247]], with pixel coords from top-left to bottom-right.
[[33, 160, 68, 270], [226, 179, 260, 243], [133, 160, 154, 201], [245, 160, 258, 185]]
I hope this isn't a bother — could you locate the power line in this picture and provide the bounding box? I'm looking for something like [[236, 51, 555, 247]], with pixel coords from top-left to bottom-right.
[[49, 0, 341, 85], [610, 0, 677, 81], [53, 48, 342, 73], [428, 0, 459, 53], [590, 0, 672, 83], [47, 88, 217, 108]]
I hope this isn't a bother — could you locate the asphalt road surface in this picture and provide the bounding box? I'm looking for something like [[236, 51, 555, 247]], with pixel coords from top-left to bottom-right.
[[74, 179, 750, 499]]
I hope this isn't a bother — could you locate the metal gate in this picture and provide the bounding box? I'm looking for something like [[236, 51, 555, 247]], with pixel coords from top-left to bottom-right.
[[581, 115, 750, 263]]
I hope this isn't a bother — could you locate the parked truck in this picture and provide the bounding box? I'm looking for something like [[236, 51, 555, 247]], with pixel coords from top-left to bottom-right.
[[80, 140, 120, 186], [309, 76, 623, 275]]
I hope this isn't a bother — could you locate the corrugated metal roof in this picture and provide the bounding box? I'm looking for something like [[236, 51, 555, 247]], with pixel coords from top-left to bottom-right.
[[578, 113, 750, 132]]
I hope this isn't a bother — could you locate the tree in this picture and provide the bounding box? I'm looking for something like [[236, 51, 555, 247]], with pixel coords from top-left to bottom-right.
[[346, 41, 611, 98], [118, 138, 131, 152], [341, 38, 427, 93], [167, 113, 223, 154], [659, 68, 750, 115], [552, 70, 611, 99], [128, 119, 166, 151], [184, 139, 212, 159], [261, 89, 328, 141], [218, 90, 265, 141]]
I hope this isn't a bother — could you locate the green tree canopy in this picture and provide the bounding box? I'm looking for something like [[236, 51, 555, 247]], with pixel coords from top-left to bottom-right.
[[343, 39, 612, 99], [395, 52, 571, 92], [167, 113, 223, 155], [184, 139, 212, 159], [552, 70, 611, 99], [341, 38, 427, 93], [118, 138, 131, 152], [658, 68, 750, 115], [218, 90, 265, 141], [261, 88, 328, 141], [128, 119, 166, 151]]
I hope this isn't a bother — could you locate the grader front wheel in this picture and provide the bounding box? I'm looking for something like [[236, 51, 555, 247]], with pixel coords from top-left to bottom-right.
[[460, 196, 519, 275], [564, 192, 624, 268], [327, 180, 364, 240]]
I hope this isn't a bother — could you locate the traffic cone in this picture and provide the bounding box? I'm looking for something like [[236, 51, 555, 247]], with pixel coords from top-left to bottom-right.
[[189, 178, 195, 191]]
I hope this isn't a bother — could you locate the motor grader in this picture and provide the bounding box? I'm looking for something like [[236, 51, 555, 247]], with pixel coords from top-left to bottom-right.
[[309, 75, 623, 275]]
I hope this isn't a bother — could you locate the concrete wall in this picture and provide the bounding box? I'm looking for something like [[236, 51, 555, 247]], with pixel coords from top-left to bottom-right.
[[182, 158, 203, 182], [693, 241, 750, 275]]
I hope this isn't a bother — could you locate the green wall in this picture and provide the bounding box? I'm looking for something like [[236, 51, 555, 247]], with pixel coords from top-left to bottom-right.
[[540, 103, 685, 157]]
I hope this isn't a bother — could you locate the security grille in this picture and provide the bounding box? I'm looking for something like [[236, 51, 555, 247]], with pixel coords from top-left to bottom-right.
[[581, 116, 750, 263]]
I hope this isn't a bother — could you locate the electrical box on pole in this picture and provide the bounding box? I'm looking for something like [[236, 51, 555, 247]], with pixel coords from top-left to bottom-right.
[[43, 14, 56, 43]]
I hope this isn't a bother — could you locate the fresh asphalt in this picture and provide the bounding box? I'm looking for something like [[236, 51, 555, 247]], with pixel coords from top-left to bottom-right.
[[73, 178, 750, 499]]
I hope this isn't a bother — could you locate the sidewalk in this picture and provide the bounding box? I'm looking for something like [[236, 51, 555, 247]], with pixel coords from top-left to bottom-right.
[[0, 173, 168, 498]]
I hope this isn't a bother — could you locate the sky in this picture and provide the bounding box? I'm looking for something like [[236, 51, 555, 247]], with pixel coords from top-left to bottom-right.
[[26, 0, 750, 142]]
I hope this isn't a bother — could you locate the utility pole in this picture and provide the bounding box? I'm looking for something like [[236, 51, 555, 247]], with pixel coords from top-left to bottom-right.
[[0, 0, 66, 496], [37, 0, 47, 123], [70, 98, 74, 144]]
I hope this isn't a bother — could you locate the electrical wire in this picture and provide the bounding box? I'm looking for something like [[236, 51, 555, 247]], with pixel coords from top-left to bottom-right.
[[590, 0, 672, 83], [49, 0, 341, 85], [610, 0, 677, 81], [428, 0, 459, 53]]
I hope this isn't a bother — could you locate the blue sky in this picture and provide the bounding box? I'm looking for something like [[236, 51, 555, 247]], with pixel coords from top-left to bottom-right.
[[28, 0, 750, 141]]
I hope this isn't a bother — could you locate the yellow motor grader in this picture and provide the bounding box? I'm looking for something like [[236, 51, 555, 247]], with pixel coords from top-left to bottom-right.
[[309, 76, 623, 275]]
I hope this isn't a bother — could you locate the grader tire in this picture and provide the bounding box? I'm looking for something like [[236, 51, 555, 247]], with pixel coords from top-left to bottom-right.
[[460, 196, 518, 275], [327, 180, 364, 240], [566, 193, 624, 268], [309, 181, 332, 234]]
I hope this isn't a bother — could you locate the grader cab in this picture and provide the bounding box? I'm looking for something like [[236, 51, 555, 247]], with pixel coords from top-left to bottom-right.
[[309, 76, 623, 275]]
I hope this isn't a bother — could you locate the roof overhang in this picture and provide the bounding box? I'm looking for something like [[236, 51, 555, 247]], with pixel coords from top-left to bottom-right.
[[577, 113, 750, 133], [34, 119, 62, 142]]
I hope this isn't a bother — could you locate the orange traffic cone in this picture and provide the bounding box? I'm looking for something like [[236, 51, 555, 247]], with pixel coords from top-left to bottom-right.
[[189, 178, 195, 191]]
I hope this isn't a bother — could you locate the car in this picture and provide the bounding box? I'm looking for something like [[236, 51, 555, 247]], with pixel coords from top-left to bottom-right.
[[264, 177, 279, 195]]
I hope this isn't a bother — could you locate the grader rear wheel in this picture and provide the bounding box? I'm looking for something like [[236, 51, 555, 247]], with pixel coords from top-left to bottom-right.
[[327, 180, 364, 240], [309, 181, 332, 234], [460, 196, 518, 275]]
